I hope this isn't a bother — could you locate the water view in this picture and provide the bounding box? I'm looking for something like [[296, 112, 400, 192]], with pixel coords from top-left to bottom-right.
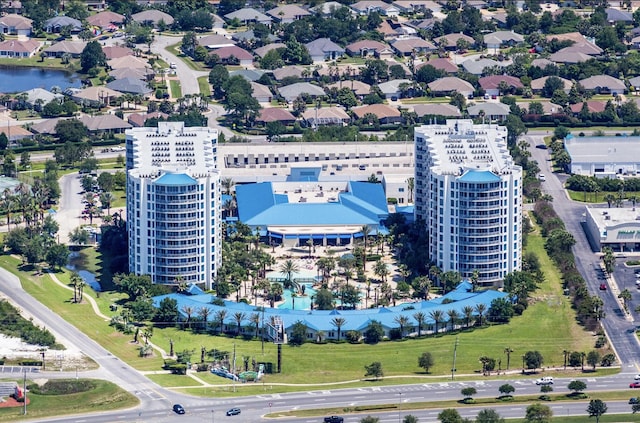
[[0, 66, 82, 93]]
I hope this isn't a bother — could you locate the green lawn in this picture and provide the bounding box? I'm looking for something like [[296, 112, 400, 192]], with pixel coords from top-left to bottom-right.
[[0, 379, 138, 422], [567, 190, 640, 203], [169, 80, 182, 98], [166, 43, 206, 72], [146, 373, 203, 387], [198, 76, 211, 97]]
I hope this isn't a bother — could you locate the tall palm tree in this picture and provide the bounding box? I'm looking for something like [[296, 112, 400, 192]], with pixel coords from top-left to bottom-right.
[[250, 312, 260, 338], [394, 315, 409, 337], [406, 177, 414, 203], [1, 190, 14, 229], [331, 317, 346, 340], [214, 309, 227, 334], [429, 309, 444, 334], [446, 309, 459, 332], [221, 177, 235, 195], [470, 269, 480, 292], [462, 305, 474, 328], [360, 224, 372, 272], [78, 280, 86, 302], [233, 311, 246, 336], [373, 259, 389, 282], [279, 259, 300, 291], [474, 303, 487, 326], [413, 311, 426, 337], [70, 272, 82, 303], [100, 192, 116, 215], [181, 305, 194, 330], [619, 289, 632, 311], [198, 306, 211, 331]]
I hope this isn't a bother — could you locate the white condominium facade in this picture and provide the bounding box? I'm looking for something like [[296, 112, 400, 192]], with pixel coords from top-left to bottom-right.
[[125, 122, 221, 289], [414, 120, 522, 287]]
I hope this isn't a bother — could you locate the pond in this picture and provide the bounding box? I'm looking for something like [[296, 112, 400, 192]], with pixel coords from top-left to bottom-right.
[[67, 252, 101, 292], [0, 66, 82, 93]]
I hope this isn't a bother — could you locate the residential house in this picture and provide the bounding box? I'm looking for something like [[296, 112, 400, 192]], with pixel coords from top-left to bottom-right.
[[278, 82, 325, 102], [256, 108, 296, 125], [224, 8, 273, 25], [326, 80, 371, 98], [433, 33, 475, 51], [417, 58, 458, 73], [131, 10, 175, 27], [211, 46, 253, 67], [44, 16, 82, 33], [106, 77, 153, 96], [79, 114, 132, 134], [478, 75, 523, 96], [127, 111, 169, 127], [548, 51, 592, 64], [250, 81, 273, 102], [0, 14, 32, 36], [21, 88, 62, 109], [351, 0, 399, 17], [517, 101, 564, 116], [30, 118, 62, 135], [0, 39, 39, 57], [483, 30, 524, 52], [352, 104, 402, 124], [108, 55, 149, 70], [628, 76, 640, 91], [579, 75, 626, 94], [272, 66, 306, 81], [378, 79, 413, 99], [391, 37, 436, 56], [197, 34, 235, 49], [545, 32, 603, 56], [102, 45, 133, 59], [345, 40, 391, 58], [311, 1, 345, 16], [254, 43, 285, 58], [305, 38, 345, 63], [530, 58, 555, 70], [1, 126, 33, 145], [109, 67, 153, 81], [530, 76, 572, 94], [379, 19, 417, 38], [86, 11, 125, 30], [230, 69, 266, 82], [267, 5, 310, 23], [231, 30, 278, 44], [631, 35, 640, 50], [42, 40, 86, 58], [605, 8, 633, 24], [405, 18, 436, 31], [70, 86, 122, 107], [569, 100, 607, 114], [460, 58, 504, 75], [302, 106, 350, 126], [412, 103, 461, 118], [427, 77, 475, 98], [2, 1, 23, 14], [392, 0, 441, 13], [467, 102, 511, 121]]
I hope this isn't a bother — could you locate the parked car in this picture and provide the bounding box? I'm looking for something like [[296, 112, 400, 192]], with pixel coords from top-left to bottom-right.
[[226, 408, 241, 416], [635, 374, 640, 380], [599, 283, 607, 290], [536, 377, 553, 385], [630, 382, 640, 388], [324, 417, 344, 423], [630, 397, 639, 404], [538, 174, 546, 182], [173, 404, 185, 414]]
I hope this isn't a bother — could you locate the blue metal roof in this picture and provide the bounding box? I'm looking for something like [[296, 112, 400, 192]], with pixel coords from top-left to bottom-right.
[[155, 172, 197, 186], [236, 183, 276, 222], [249, 203, 379, 226], [287, 167, 321, 182], [347, 181, 388, 212], [458, 169, 501, 183]]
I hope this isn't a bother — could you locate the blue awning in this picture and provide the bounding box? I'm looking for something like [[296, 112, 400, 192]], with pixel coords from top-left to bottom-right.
[[339, 234, 351, 238], [326, 235, 338, 239], [312, 235, 323, 239], [353, 232, 363, 238], [285, 235, 297, 239], [270, 233, 283, 239]]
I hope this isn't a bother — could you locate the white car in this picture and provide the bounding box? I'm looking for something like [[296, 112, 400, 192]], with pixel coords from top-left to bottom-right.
[[634, 374, 640, 380], [535, 377, 554, 385], [538, 174, 546, 182]]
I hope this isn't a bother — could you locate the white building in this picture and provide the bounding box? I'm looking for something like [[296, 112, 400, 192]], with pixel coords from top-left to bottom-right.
[[125, 122, 221, 289], [584, 206, 640, 252], [565, 135, 640, 177], [414, 120, 523, 287]]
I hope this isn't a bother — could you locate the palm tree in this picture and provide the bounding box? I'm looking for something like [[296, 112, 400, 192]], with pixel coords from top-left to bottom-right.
[[406, 177, 414, 203], [214, 309, 227, 334], [429, 265, 442, 288], [233, 311, 246, 336], [331, 317, 346, 340], [1, 189, 14, 229], [360, 225, 372, 272], [250, 312, 261, 338], [413, 311, 426, 337], [446, 309, 459, 332], [198, 307, 211, 331], [100, 192, 116, 215], [504, 347, 514, 370], [474, 303, 487, 326], [619, 289, 632, 312], [394, 315, 409, 337], [462, 305, 474, 328], [70, 272, 82, 303], [470, 269, 479, 292], [429, 309, 445, 334], [373, 259, 389, 282], [181, 305, 194, 329], [279, 259, 300, 291], [78, 280, 86, 302], [221, 177, 235, 195]]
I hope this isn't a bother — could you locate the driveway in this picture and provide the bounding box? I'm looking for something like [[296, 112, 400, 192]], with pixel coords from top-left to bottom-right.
[[150, 34, 209, 96]]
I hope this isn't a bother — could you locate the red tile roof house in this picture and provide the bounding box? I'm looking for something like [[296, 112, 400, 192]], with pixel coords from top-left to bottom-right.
[[352, 104, 402, 125], [256, 108, 296, 126], [0, 39, 39, 58], [210, 46, 253, 67], [416, 58, 458, 73], [570, 100, 607, 115], [86, 11, 125, 30], [478, 75, 523, 97], [345, 40, 390, 58], [127, 112, 169, 127]]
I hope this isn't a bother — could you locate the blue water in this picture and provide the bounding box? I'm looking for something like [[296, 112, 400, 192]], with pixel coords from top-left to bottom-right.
[[0, 67, 82, 93], [278, 284, 317, 310], [66, 253, 101, 292]]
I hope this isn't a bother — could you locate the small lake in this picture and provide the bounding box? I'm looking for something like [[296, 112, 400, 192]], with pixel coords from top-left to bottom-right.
[[0, 66, 82, 93]]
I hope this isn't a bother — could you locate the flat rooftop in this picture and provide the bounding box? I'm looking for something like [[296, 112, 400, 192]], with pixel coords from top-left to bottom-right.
[[565, 136, 640, 164]]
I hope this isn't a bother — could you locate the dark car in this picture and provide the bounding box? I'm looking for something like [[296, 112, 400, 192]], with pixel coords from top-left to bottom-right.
[[173, 404, 185, 414], [226, 408, 241, 416], [630, 397, 639, 404], [324, 417, 344, 423], [599, 283, 607, 290], [630, 382, 640, 389]]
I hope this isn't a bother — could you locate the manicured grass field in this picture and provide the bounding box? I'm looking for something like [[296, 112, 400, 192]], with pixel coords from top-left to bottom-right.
[[0, 379, 138, 422], [198, 76, 211, 97], [169, 80, 182, 99]]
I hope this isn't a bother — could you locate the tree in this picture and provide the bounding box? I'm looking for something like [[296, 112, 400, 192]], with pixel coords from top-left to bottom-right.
[[418, 351, 434, 373], [364, 320, 384, 344], [153, 297, 178, 327], [586, 350, 600, 371], [476, 409, 505, 423], [360, 417, 380, 423], [364, 361, 383, 379], [289, 321, 307, 346], [461, 386, 477, 401], [587, 399, 607, 423], [279, 259, 300, 291], [55, 120, 88, 144], [45, 243, 69, 271], [487, 297, 514, 323], [619, 289, 632, 311], [568, 380, 587, 395], [208, 64, 229, 99], [524, 350, 543, 371], [498, 383, 515, 397], [438, 409, 463, 423], [429, 309, 445, 334], [331, 317, 346, 340], [80, 41, 106, 72], [403, 416, 418, 423], [525, 403, 552, 423]]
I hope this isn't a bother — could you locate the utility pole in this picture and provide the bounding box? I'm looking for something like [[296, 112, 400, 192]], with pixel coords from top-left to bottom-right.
[[451, 337, 459, 381]]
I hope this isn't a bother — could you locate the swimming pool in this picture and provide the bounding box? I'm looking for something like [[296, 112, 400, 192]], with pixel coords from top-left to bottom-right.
[[278, 284, 317, 310]]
